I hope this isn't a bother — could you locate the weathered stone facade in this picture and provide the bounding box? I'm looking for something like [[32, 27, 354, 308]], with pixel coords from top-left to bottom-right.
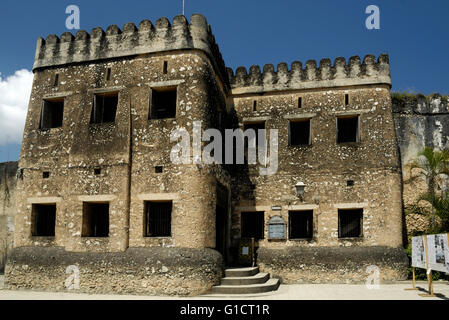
[[227, 57, 407, 283], [393, 94, 449, 234], [5, 14, 411, 294], [0, 162, 17, 273]]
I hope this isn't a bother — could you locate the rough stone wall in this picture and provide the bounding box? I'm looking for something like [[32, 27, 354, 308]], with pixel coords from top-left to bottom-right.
[[392, 94, 449, 234], [258, 247, 408, 284], [230, 85, 403, 248], [6, 247, 222, 296], [227, 56, 407, 281], [8, 14, 233, 295], [6, 13, 415, 291], [15, 49, 229, 252], [0, 162, 18, 273]]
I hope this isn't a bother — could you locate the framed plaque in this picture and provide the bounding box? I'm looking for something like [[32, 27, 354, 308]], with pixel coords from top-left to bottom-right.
[[268, 216, 286, 240]]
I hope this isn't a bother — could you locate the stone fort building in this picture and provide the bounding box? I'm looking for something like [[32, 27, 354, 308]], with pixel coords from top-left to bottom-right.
[[2, 14, 427, 295]]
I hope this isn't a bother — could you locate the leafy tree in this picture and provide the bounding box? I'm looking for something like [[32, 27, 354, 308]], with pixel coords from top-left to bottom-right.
[[409, 147, 449, 229], [419, 192, 449, 233]]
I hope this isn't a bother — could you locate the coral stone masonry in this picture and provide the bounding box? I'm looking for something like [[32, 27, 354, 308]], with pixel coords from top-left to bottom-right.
[[5, 14, 411, 295]]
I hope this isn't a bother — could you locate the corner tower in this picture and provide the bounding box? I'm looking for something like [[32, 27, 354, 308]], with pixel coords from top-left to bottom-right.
[[8, 14, 230, 296]]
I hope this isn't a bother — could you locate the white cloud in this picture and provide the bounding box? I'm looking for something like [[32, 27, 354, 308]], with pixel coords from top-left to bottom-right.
[[0, 69, 33, 146]]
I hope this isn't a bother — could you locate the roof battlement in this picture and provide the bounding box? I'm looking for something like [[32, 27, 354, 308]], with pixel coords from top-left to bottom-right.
[[33, 14, 229, 86], [33, 14, 392, 95], [227, 54, 391, 94]]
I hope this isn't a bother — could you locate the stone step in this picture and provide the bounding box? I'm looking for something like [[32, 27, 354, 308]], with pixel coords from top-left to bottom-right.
[[225, 267, 259, 278], [221, 272, 270, 286], [211, 278, 280, 295]]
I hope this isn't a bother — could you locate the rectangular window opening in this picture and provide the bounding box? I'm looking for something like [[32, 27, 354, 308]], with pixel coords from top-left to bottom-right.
[[53, 74, 59, 87], [241, 212, 265, 240], [298, 97, 302, 108], [289, 210, 313, 239], [149, 87, 177, 120], [32, 204, 56, 237], [145, 201, 172, 237], [163, 61, 168, 74], [90, 92, 118, 124], [43, 172, 50, 179], [289, 119, 311, 146], [337, 116, 359, 143], [347, 180, 355, 187], [338, 209, 363, 238], [82, 203, 110, 238], [155, 166, 163, 174], [253, 101, 257, 111], [106, 68, 112, 81], [40, 98, 64, 130], [345, 94, 350, 106], [94, 168, 102, 175]]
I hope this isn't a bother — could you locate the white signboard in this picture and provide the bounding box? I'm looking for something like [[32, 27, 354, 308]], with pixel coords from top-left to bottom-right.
[[426, 234, 449, 274], [412, 236, 427, 269]]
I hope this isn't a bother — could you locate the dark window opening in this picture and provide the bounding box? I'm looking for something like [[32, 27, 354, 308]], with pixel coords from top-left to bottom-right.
[[145, 202, 172, 237], [337, 116, 359, 143], [289, 211, 313, 239], [241, 212, 265, 240], [298, 97, 302, 108], [94, 168, 102, 175], [163, 61, 168, 74], [155, 166, 163, 173], [253, 101, 257, 111], [345, 94, 350, 106], [290, 119, 311, 146], [53, 74, 59, 87], [43, 172, 50, 179], [40, 99, 64, 130], [82, 203, 109, 237], [347, 180, 355, 187], [106, 68, 111, 81], [90, 93, 118, 124], [149, 87, 177, 120], [338, 209, 363, 238], [32, 204, 56, 237]]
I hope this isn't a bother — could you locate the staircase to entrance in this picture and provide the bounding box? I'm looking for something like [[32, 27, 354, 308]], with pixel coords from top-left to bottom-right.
[[211, 266, 280, 294]]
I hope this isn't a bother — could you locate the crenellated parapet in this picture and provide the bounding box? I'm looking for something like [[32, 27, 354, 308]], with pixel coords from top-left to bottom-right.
[[33, 14, 229, 87], [227, 55, 391, 94]]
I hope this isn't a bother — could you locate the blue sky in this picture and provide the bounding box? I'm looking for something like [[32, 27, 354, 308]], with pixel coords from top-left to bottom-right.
[[0, 0, 448, 162]]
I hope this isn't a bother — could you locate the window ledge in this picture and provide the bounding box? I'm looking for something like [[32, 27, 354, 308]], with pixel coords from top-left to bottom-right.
[[38, 127, 63, 133], [289, 144, 312, 148], [144, 237, 172, 239], [289, 238, 314, 242], [148, 118, 177, 121], [337, 142, 361, 146], [30, 236, 55, 240], [89, 122, 116, 127], [81, 237, 110, 240]]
